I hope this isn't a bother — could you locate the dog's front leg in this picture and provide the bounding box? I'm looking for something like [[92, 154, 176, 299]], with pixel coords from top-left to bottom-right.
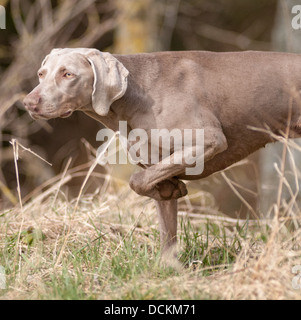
[[155, 199, 178, 254], [129, 126, 227, 201], [129, 126, 227, 259]]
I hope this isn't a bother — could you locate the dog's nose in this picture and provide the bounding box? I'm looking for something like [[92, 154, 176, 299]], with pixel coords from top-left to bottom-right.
[[23, 94, 41, 113]]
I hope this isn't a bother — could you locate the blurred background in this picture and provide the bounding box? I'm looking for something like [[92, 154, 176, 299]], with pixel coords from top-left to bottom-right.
[[0, 0, 300, 219]]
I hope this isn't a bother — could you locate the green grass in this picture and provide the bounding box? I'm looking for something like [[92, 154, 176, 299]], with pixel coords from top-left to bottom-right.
[[179, 218, 240, 270], [0, 187, 301, 300]]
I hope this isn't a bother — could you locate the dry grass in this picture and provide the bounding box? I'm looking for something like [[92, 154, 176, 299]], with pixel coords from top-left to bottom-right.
[[1, 0, 301, 301], [0, 143, 301, 299]]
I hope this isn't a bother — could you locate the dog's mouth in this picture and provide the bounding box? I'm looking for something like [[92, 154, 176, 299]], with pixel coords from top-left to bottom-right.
[[29, 109, 73, 120], [60, 110, 73, 118], [29, 112, 50, 121]]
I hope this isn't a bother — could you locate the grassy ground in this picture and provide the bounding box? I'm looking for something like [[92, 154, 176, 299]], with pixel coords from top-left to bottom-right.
[[1, 177, 301, 300]]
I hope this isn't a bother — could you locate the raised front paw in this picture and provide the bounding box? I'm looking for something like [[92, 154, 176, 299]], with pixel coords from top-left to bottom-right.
[[129, 172, 187, 201], [155, 178, 188, 200]]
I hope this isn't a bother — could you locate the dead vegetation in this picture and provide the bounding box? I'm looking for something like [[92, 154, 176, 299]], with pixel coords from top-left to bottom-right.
[[0, 130, 300, 300], [1, 0, 301, 300]]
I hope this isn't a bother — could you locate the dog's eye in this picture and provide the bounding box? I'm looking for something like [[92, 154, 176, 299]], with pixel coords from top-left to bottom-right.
[[63, 72, 74, 79]]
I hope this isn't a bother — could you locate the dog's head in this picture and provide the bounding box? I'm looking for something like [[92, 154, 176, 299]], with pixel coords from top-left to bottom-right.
[[23, 48, 129, 120]]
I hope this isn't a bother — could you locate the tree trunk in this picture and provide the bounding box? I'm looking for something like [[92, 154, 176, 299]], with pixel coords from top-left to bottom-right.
[[114, 0, 159, 54]]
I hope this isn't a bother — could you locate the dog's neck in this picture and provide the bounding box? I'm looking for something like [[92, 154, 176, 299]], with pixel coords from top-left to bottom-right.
[[82, 74, 151, 132], [82, 107, 122, 132]]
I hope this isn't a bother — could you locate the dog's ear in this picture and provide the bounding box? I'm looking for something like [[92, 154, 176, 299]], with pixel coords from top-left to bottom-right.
[[85, 50, 129, 116], [44, 48, 129, 116]]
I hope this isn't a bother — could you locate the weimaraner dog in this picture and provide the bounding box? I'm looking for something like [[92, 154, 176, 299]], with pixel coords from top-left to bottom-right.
[[24, 48, 301, 262]]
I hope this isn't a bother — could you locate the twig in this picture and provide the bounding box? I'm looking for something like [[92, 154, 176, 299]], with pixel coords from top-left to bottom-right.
[[178, 211, 269, 227], [10, 140, 52, 167], [221, 171, 259, 219], [51, 157, 72, 206], [11, 139, 22, 209], [54, 132, 118, 269], [11, 139, 24, 272], [275, 96, 293, 218]]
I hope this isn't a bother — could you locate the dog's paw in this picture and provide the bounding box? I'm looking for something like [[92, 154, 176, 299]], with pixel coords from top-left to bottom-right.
[[156, 178, 188, 200], [129, 173, 187, 201], [160, 245, 183, 271]]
